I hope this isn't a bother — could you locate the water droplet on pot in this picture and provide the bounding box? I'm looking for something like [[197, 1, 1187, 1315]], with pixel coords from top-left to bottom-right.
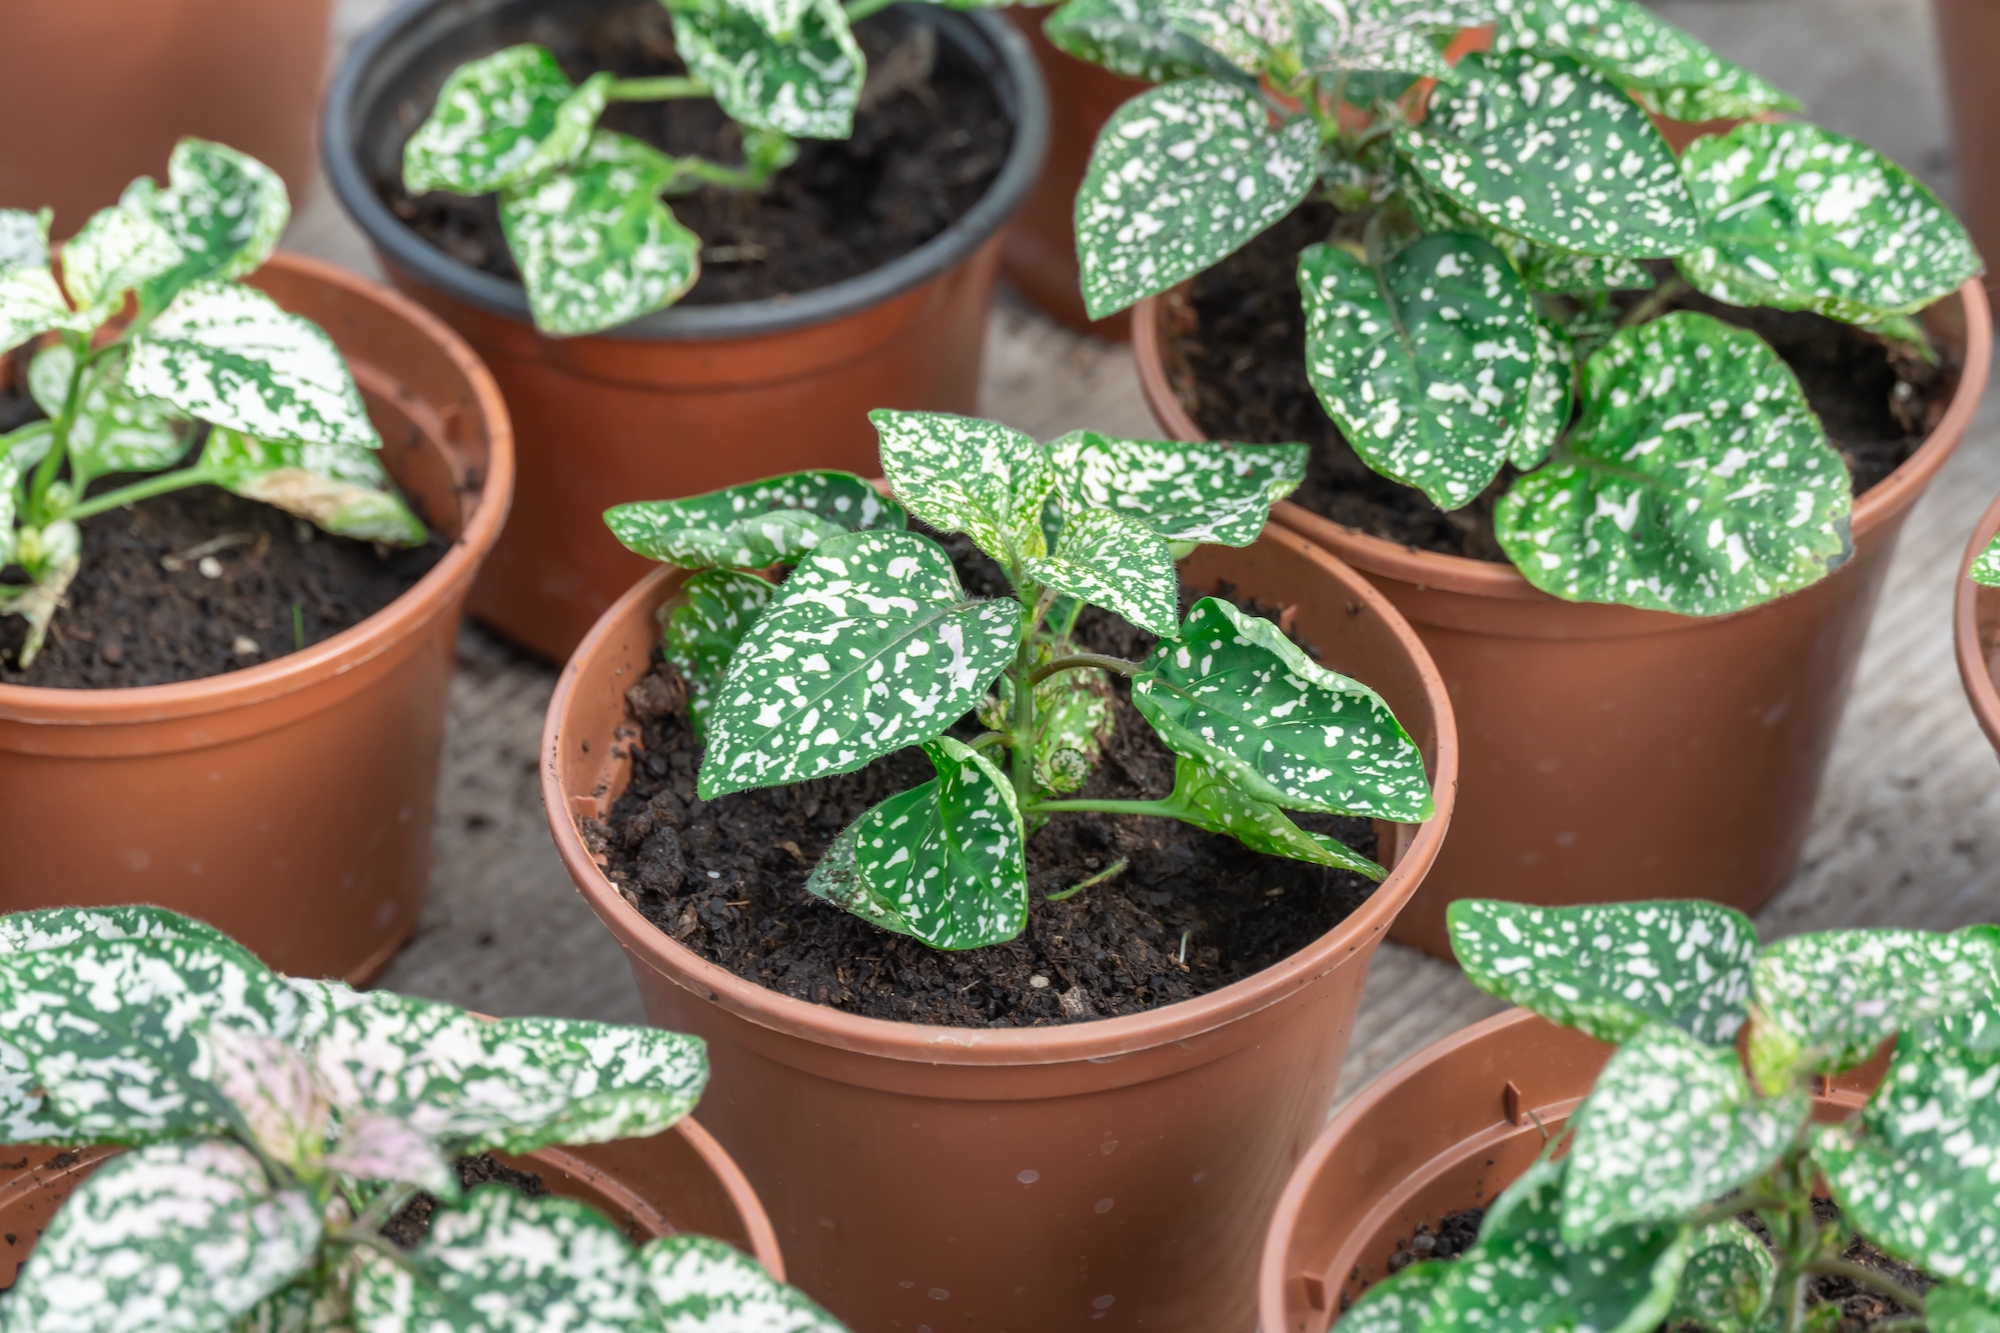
[[928, 1289, 949, 1302], [1017, 1169, 1039, 1184], [1095, 1198, 1114, 1213], [1094, 1295, 1116, 1310], [1100, 1139, 1118, 1155]]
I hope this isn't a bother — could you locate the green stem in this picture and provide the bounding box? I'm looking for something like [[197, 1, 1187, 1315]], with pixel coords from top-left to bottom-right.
[[669, 155, 780, 192], [60, 466, 221, 523], [606, 76, 709, 101], [1028, 797, 1176, 818], [25, 334, 91, 523], [1797, 1259, 1927, 1314], [1008, 591, 1042, 815], [1618, 275, 1688, 328], [842, 0, 898, 21], [1027, 653, 1139, 687], [1045, 856, 1129, 903]]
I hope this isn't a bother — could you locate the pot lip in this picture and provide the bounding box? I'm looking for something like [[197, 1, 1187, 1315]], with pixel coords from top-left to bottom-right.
[[1954, 487, 2000, 755], [322, 0, 1050, 344], [542, 523, 1459, 1066], [1134, 278, 1993, 609], [0, 250, 516, 724]]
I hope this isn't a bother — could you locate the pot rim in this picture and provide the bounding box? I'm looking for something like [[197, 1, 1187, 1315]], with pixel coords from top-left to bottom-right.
[[1134, 278, 1993, 610], [541, 522, 1458, 1066], [322, 0, 1050, 344], [0, 250, 516, 724], [1953, 487, 2000, 755]]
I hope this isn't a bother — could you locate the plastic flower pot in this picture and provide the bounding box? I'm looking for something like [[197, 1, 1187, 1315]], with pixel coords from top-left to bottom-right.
[[0, 1117, 781, 1292], [1954, 488, 2000, 758], [1934, 0, 2000, 304], [323, 0, 1050, 662], [541, 525, 1457, 1333], [1133, 281, 1991, 958], [0, 252, 514, 985]]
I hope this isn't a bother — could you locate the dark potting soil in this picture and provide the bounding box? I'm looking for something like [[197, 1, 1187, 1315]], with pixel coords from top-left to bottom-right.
[[375, 0, 1012, 308], [1164, 202, 1962, 564], [586, 537, 1384, 1027], [381, 1154, 548, 1249]]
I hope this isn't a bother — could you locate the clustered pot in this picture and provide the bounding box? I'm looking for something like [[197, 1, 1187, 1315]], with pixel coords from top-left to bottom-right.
[[1954, 487, 2000, 759], [542, 526, 1458, 1332], [1933, 0, 2000, 305], [0, 252, 514, 986], [324, 0, 1050, 661], [1134, 281, 1991, 957]]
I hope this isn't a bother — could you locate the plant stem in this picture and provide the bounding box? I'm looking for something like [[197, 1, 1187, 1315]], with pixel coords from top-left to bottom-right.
[[1617, 275, 1688, 328], [60, 466, 221, 523], [1046, 857, 1128, 903], [1008, 586, 1044, 814], [843, 0, 898, 21], [1028, 797, 1175, 819], [25, 335, 90, 524], [669, 155, 781, 192], [1027, 653, 1139, 687], [1798, 1259, 1928, 1314], [606, 76, 709, 101]]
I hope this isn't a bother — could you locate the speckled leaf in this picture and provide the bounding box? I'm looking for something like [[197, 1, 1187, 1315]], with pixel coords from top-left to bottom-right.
[[1508, 318, 1573, 470], [1076, 78, 1319, 318], [1159, 755, 1385, 876], [659, 570, 775, 736], [1678, 121, 1981, 322], [1930, 1286, 2000, 1333], [0, 904, 246, 957], [1293, 0, 1476, 81], [1023, 506, 1179, 636], [1446, 898, 1759, 1046], [1489, 0, 1799, 121], [28, 343, 188, 488], [127, 280, 380, 448], [499, 131, 701, 336], [202, 426, 426, 545], [1046, 431, 1305, 545], [873, 410, 1055, 566], [60, 201, 185, 319], [123, 138, 291, 313], [6, 1140, 319, 1333], [1564, 1023, 1809, 1244], [1495, 313, 1851, 616], [205, 1025, 328, 1172], [605, 470, 903, 570], [1397, 164, 1659, 295], [724, 0, 816, 41], [1667, 1223, 1777, 1333], [669, 0, 863, 140], [1299, 233, 1536, 508], [1042, 0, 1250, 83], [1335, 1259, 1448, 1333], [1133, 595, 1434, 820], [1972, 535, 2000, 587], [1395, 51, 1698, 258], [806, 737, 1027, 949], [323, 1110, 458, 1196], [0, 209, 90, 355], [1154, 0, 1297, 75], [404, 46, 608, 196], [642, 1234, 846, 1333]]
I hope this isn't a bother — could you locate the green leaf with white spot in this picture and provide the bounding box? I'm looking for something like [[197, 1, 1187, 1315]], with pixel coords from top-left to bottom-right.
[[1023, 506, 1179, 636], [1395, 51, 1699, 259], [1154, 0, 1296, 75], [1973, 535, 2000, 588], [642, 1234, 846, 1333], [699, 529, 1020, 798], [126, 280, 381, 449], [669, 0, 863, 140], [1446, 898, 1759, 1046], [1045, 431, 1305, 546], [1931, 1286, 2000, 1333], [60, 200, 185, 319], [404, 46, 608, 196], [1667, 1222, 1778, 1333], [1133, 595, 1434, 820], [1508, 317, 1572, 470], [1396, 158, 1659, 295], [1678, 121, 1982, 323], [122, 138, 291, 314], [1292, 0, 1478, 81], [1043, 0, 1251, 84], [660, 570, 775, 737], [6, 1140, 321, 1333], [605, 470, 904, 571], [0, 904, 252, 957], [0, 209, 91, 357], [201, 426, 426, 546], [1495, 312, 1851, 616], [1158, 755, 1385, 877], [29, 343, 189, 489], [1076, 78, 1319, 319], [806, 736, 1027, 949], [498, 131, 702, 337], [1331, 1259, 1448, 1333], [1563, 1022, 1809, 1244], [873, 409, 1055, 566], [1299, 232, 1537, 509]]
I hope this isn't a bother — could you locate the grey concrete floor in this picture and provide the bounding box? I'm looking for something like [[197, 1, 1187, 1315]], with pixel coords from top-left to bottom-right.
[[294, 0, 2000, 1109]]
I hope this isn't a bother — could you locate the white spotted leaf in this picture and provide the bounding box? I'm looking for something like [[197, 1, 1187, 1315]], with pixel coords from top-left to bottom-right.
[[60, 200, 185, 318], [201, 426, 426, 546], [605, 470, 904, 571], [0, 209, 91, 355], [668, 0, 863, 140], [1397, 163, 1660, 295], [1076, 78, 1319, 318], [1132, 596, 1434, 820], [643, 1234, 846, 1333], [1158, 755, 1385, 877], [1023, 506, 1179, 636], [1042, 0, 1253, 84], [1299, 232, 1537, 508], [1666, 1223, 1777, 1333], [1446, 898, 1759, 1046], [0, 903, 251, 957], [1293, 0, 1482, 81], [874, 410, 1055, 566], [122, 138, 291, 313], [27, 343, 189, 488], [1494, 312, 1851, 616], [1930, 1286, 2000, 1333], [403, 46, 608, 196], [1972, 535, 2000, 587], [1045, 431, 1305, 546], [698, 529, 1020, 798], [1508, 317, 1573, 471], [660, 570, 776, 737], [1334, 1258, 1449, 1333]]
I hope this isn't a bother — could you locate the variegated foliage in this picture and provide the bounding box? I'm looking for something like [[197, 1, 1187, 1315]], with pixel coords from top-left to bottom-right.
[[1340, 898, 2000, 1333], [0, 905, 845, 1333], [602, 412, 1428, 949], [0, 140, 424, 668]]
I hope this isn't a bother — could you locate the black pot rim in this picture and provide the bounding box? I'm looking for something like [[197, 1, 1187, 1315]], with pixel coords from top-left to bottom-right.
[[322, 0, 1049, 343]]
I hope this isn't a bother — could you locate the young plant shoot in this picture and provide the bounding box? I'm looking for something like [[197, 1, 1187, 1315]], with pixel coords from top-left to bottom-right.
[[603, 411, 1435, 950], [1336, 897, 2000, 1333], [0, 904, 844, 1333], [402, 0, 1026, 336], [0, 139, 426, 667], [1050, 0, 1982, 617]]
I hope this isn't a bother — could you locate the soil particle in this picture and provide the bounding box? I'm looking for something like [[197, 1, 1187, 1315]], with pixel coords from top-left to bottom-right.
[[381, 1154, 548, 1250]]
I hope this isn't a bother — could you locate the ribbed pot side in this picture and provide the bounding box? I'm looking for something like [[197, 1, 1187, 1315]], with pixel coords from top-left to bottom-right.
[[1954, 487, 2000, 759], [1134, 280, 1992, 958], [542, 526, 1458, 1333]]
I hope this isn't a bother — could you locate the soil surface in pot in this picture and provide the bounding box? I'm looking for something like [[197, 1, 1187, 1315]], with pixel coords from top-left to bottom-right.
[[1166, 203, 1961, 563], [376, 0, 1011, 308], [382, 1154, 547, 1248], [584, 538, 1385, 1027]]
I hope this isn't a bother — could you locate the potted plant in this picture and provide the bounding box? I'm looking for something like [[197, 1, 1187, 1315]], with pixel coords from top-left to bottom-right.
[[542, 411, 1459, 1330], [323, 0, 1050, 660], [1263, 897, 2000, 1333], [1051, 0, 1990, 953], [0, 902, 834, 1328], [1955, 507, 2000, 762], [0, 139, 514, 985]]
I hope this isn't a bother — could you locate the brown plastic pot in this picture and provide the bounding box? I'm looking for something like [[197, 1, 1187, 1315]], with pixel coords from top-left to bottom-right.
[[1258, 1008, 1885, 1333], [0, 252, 514, 985], [0, 1117, 781, 1292], [1953, 488, 2000, 759], [1934, 0, 2000, 304], [1134, 281, 1991, 957], [542, 526, 1457, 1332], [323, 0, 1049, 663], [0, 0, 333, 236]]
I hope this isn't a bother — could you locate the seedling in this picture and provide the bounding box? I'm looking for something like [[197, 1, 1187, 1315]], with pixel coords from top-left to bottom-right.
[[1337, 897, 2000, 1332], [603, 411, 1434, 949], [0, 139, 425, 667], [404, 0, 1025, 336], [1050, 0, 1981, 616], [0, 903, 842, 1333]]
